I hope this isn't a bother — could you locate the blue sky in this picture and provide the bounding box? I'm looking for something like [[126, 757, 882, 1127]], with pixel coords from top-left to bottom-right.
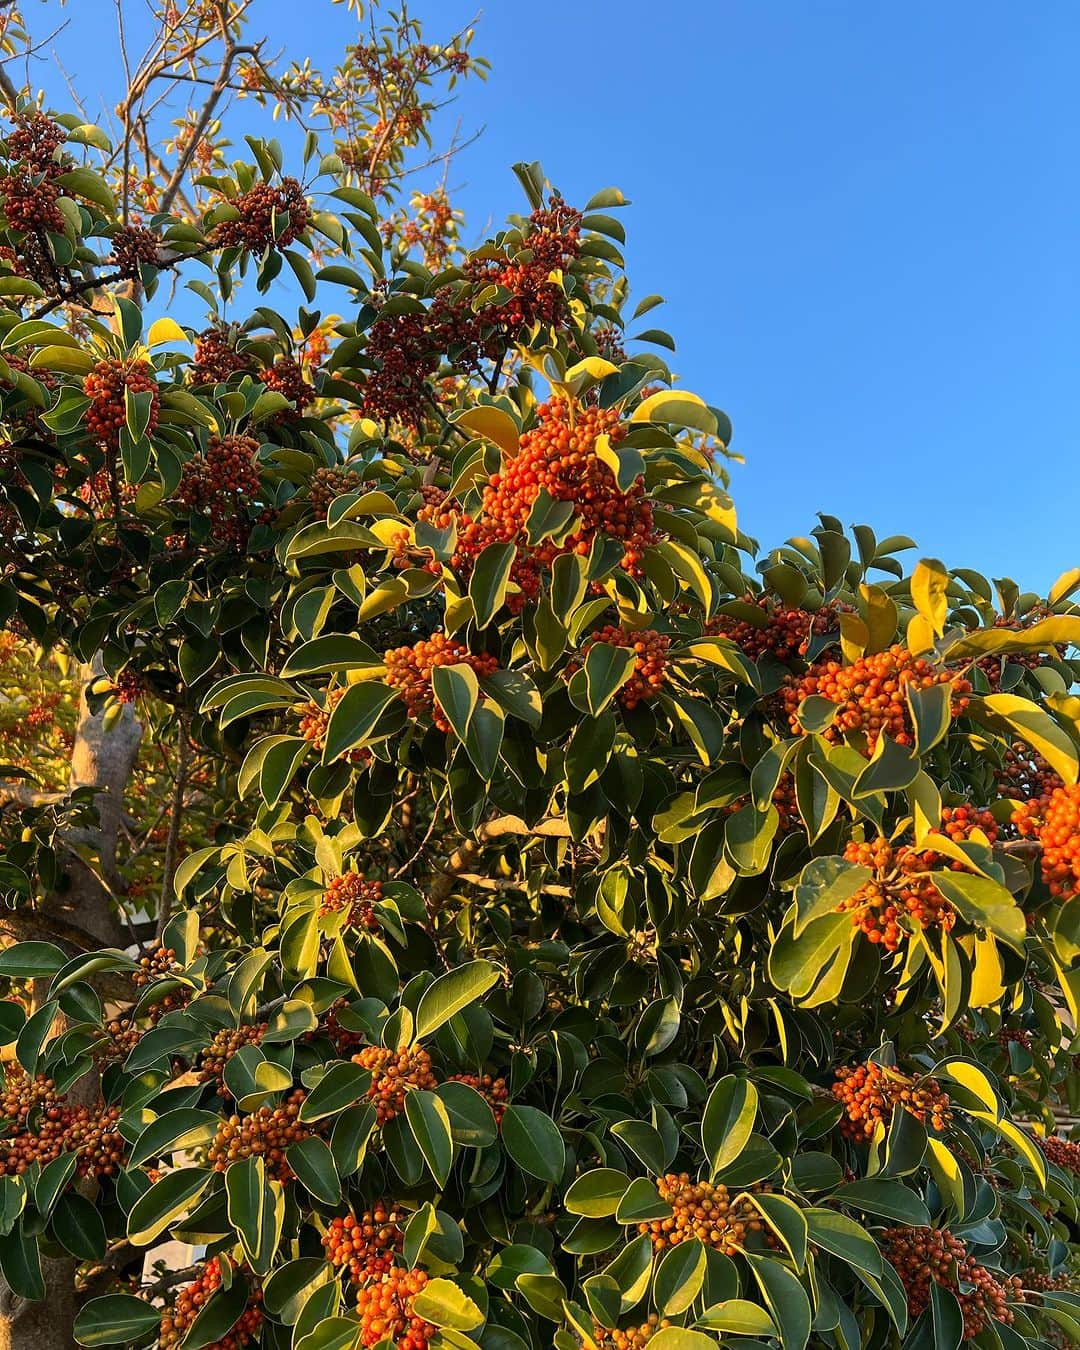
[[35, 1, 1079, 592]]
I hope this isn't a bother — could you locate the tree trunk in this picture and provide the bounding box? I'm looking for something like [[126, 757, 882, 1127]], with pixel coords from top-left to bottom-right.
[[0, 661, 143, 1348]]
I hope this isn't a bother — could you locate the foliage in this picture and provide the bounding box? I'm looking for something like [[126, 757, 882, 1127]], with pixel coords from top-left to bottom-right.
[[0, 22, 1078, 1350]]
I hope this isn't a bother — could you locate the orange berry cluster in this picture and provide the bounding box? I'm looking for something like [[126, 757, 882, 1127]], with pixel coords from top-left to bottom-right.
[[351, 1046, 438, 1124], [447, 1073, 509, 1123], [839, 836, 959, 950], [939, 804, 999, 845], [707, 597, 844, 665], [1014, 784, 1080, 900], [321, 873, 383, 930], [832, 1062, 952, 1140], [0, 112, 67, 236], [96, 1017, 142, 1064], [206, 1088, 309, 1181], [638, 1174, 768, 1255], [577, 626, 670, 709], [323, 1204, 405, 1282], [190, 326, 253, 385], [591, 1316, 671, 1349], [212, 177, 310, 252], [259, 356, 314, 417], [309, 465, 362, 515], [83, 359, 160, 447], [109, 225, 160, 279], [355, 1266, 435, 1350], [783, 646, 971, 751], [0, 1068, 126, 1178], [159, 1259, 263, 1350], [131, 944, 181, 987], [384, 634, 499, 733], [880, 1227, 1018, 1340], [1039, 1135, 1080, 1172], [196, 1024, 268, 1086], [477, 399, 656, 576]]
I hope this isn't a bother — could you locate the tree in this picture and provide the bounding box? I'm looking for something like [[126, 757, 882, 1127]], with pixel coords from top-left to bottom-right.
[[0, 7, 1078, 1350]]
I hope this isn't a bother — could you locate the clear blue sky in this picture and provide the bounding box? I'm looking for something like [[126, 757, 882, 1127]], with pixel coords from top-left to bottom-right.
[[35, 1, 1079, 592]]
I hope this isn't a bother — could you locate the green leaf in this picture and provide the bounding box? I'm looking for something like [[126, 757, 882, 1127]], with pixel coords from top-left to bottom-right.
[[742, 1191, 807, 1271], [804, 1208, 882, 1275], [431, 664, 480, 740], [126, 1167, 213, 1247], [794, 856, 870, 937], [698, 1300, 777, 1337], [298, 1063, 371, 1122], [745, 1254, 810, 1350], [931, 871, 1026, 952], [410, 1278, 484, 1332], [285, 1136, 341, 1204], [433, 1082, 497, 1148], [653, 1239, 707, 1317], [702, 1075, 758, 1177], [322, 682, 396, 761], [469, 541, 516, 628], [582, 642, 638, 717], [281, 635, 382, 677], [415, 960, 499, 1040], [404, 1090, 454, 1187], [833, 1179, 930, 1226], [565, 1169, 630, 1218], [0, 942, 66, 977], [501, 1105, 566, 1183], [128, 1109, 221, 1168], [74, 1296, 162, 1347], [648, 1331, 722, 1350], [52, 1192, 106, 1260], [972, 692, 1079, 785]]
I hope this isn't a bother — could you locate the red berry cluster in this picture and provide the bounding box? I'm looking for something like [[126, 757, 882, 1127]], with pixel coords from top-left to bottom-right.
[[259, 356, 314, 417], [832, 1062, 952, 1140], [590, 324, 627, 367], [591, 1317, 671, 1349], [159, 1259, 263, 1350], [0, 112, 67, 236], [83, 359, 160, 447], [109, 225, 160, 278], [783, 646, 971, 751], [707, 597, 844, 664], [95, 1017, 143, 1064], [359, 198, 581, 425], [190, 326, 253, 385], [212, 177, 310, 252], [880, 1227, 1019, 1339], [447, 1073, 509, 1123], [320, 873, 383, 930], [939, 804, 999, 845], [355, 1266, 435, 1350], [351, 1046, 438, 1124], [206, 1088, 309, 1181], [112, 669, 143, 704], [464, 195, 582, 329], [196, 1024, 268, 1086], [997, 742, 1062, 803], [1013, 784, 1080, 900], [384, 634, 499, 733], [1039, 1135, 1080, 1172], [174, 433, 261, 549], [323, 1204, 405, 1282], [576, 626, 671, 709], [0, 1065, 56, 1128], [308, 465, 363, 515], [638, 1174, 770, 1255]]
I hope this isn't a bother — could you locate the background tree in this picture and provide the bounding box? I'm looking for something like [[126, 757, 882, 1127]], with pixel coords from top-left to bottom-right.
[[0, 6, 1078, 1350]]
